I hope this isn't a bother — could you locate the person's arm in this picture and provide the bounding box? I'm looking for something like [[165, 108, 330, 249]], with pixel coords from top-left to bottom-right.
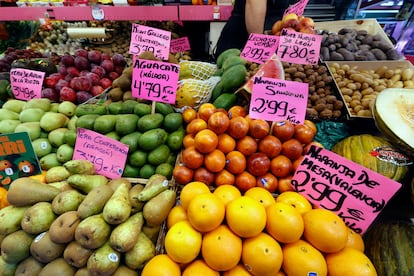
[[245, 0, 267, 34]]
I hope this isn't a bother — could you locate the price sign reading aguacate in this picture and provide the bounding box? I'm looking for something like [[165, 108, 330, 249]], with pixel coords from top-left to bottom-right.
[[132, 57, 180, 104], [277, 28, 322, 65], [249, 76, 308, 124], [292, 145, 402, 234], [241, 33, 280, 64], [170, 37, 191, 53], [129, 24, 171, 61], [10, 68, 45, 100]]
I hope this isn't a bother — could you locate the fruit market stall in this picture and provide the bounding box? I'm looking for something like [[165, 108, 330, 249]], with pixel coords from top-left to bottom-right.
[[0, 8, 414, 275]]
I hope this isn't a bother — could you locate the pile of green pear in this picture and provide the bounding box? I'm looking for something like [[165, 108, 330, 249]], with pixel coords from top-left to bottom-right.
[[0, 159, 177, 275]]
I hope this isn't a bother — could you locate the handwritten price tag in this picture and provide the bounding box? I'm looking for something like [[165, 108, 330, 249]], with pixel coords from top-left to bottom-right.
[[283, 0, 309, 17], [73, 128, 129, 179], [10, 68, 44, 100], [249, 77, 308, 124], [129, 24, 171, 61], [276, 28, 322, 65], [292, 145, 402, 234], [170, 37, 191, 53], [132, 57, 180, 104], [241, 33, 279, 64]]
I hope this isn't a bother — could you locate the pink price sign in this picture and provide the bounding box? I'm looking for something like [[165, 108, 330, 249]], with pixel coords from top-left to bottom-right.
[[131, 57, 180, 104], [170, 37, 191, 53], [277, 28, 322, 65], [9, 68, 44, 100], [283, 0, 309, 17], [249, 77, 308, 124], [292, 145, 402, 234], [73, 128, 129, 179], [129, 24, 171, 61], [241, 33, 279, 64]]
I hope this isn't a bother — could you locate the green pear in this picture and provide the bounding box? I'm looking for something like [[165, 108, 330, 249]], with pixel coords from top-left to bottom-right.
[[137, 174, 168, 201], [52, 189, 86, 215], [23, 98, 51, 111], [87, 242, 120, 275], [48, 127, 68, 148], [45, 166, 71, 183], [63, 130, 77, 147], [21, 202, 56, 235], [107, 178, 132, 192], [103, 183, 131, 225], [31, 138, 53, 158], [143, 188, 176, 227], [0, 109, 19, 120], [2, 99, 26, 113], [67, 115, 78, 131], [110, 212, 144, 252], [1, 230, 34, 264], [74, 267, 89, 276], [128, 184, 145, 213], [38, 258, 76, 276], [57, 101, 77, 117], [142, 224, 162, 244], [7, 177, 60, 207], [0, 205, 29, 235], [49, 211, 80, 244], [39, 153, 62, 170], [47, 181, 73, 192], [39, 112, 69, 132], [0, 255, 17, 276], [113, 265, 139, 276], [56, 144, 74, 163], [63, 159, 95, 175], [30, 231, 66, 264], [19, 108, 45, 123], [0, 119, 21, 133], [77, 185, 114, 219], [49, 102, 60, 113], [63, 241, 93, 268], [74, 214, 111, 250], [15, 256, 45, 276], [124, 231, 156, 270], [67, 174, 108, 194], [14, 122, 41, 140]]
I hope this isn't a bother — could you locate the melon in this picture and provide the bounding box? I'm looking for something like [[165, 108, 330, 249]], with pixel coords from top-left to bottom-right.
[[373, 88, 414, 156], [242, 54, 285, 93]]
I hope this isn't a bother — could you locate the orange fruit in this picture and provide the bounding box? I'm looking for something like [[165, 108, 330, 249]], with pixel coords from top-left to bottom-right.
[[181, 146, 204, 169], [270, 155, 292, 178], [292, 155, 304, 171], [164, 220, 202, 264], [242, 232, 283, 276], [294, 123, 316, 144], [304, 141, 324, 154], [281, 138, 304, 160], [266, 202, 304, 243], [226, 196, 267, 238], [187, 193, 225, 233], [225, 151, 246, 175], [303, 119, 317, 134], [182, 259, 220, 276], [282, 239, 328, 276], [302, 208, 348, 253], [277, 175, 294, 193], [275, 191, 312, 215], [228, 116, 249, 139], [141, 254, 181, 276], [201, 224, 242, 271], [213, 184, 241, 206], [248, 119, 270, 139], [228, 105, 247, 119], [172, 165, 194, 186], [236, 135, 258, 156], [194, 129, 218, 154], [180, 181, 211, 210], [193, 166, 215, 186], [198, 103, 217, 122], [167, 204, 188, 229], [271, 120, 295, 141], [325, 247, 377, 276], [223, 264, 251, 276], [204, 149, 226, 173], [183, 134, 195, 148], [182, 107, 197, 124], [258, 135, 282, 158], [0, 187, 9, 209], [244, 186, 275, 208], [234, 171, 256, 192], [214, 169, 235, 186], [344, 228, 365, 252], [217, 133, 236, 153], [208, 111, 230, 134], [256, 172, 278, 193], [186, 118, 208, 135]]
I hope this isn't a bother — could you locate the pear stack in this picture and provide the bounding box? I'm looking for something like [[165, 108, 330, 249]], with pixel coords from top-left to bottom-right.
[[0, 159, 177, 275]]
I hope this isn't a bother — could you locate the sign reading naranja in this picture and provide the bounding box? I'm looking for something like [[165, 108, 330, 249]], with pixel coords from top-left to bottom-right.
[[291, 145, 402, 234]]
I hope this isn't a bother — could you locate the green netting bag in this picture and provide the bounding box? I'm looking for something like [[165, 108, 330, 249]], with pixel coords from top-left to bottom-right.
[[178, 61, 218, 81]]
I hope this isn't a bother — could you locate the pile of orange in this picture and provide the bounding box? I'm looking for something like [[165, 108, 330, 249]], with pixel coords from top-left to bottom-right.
[[142, 183, 377, 276], [173, 103, 322, 194], [0, 186, 9, 210]]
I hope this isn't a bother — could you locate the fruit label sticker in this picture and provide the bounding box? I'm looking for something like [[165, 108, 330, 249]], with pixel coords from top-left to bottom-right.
[[292, 145, 402, 234], [73, 128, 129, 179], [132, 57, 180, 104], [170, 37, 191, 53], [277, 28, 322, 65], [241, 33, 279, 64], [283, 0, 310, 17], [249, 77, 308, 124], [9, 68, 45, 100], [0, 132, 42, 188], [129, 24, 171, 61]]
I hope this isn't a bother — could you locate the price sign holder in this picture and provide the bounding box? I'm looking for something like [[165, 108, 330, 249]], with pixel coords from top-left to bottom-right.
[[131, 57, 180, 104], [276, 28, 322, 65], [241, 33, 279, 64], [170, 37, 191, 54], [249, 76, 308, 124], [129, 23, 171, 61], [292, 145, 402, 234], [10, 68, 45, 100], [283, 0, 309, 17]]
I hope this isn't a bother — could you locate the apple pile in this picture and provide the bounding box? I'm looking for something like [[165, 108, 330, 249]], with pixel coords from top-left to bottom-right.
[[271, 13, 316, 36], [42, 49, 127, 104]]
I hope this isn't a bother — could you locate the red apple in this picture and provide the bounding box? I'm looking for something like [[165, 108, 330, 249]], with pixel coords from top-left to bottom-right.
[[299, 16, 315, 29], [99, 78, 112, 89], [90, 85, 105, 97]]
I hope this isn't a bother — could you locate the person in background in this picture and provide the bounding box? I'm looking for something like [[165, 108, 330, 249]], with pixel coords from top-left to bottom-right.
[[214, 0, 290, 59]]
